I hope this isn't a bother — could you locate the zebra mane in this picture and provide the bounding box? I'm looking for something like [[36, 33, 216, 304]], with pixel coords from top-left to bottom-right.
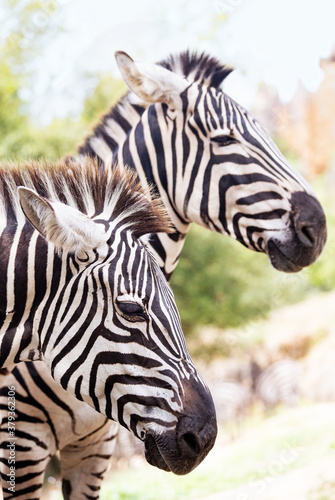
[[0, 158, 172, 237], [78, 51, 233, 157], [158, 50, 233, 88]]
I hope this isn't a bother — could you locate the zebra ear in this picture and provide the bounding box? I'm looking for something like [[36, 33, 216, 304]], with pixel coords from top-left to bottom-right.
[[18, 187, 106, 256], [115, 51, 189, 108]]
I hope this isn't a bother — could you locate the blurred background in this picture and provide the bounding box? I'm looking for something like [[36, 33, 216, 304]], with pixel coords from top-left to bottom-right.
[[1, 1, 335, 499]]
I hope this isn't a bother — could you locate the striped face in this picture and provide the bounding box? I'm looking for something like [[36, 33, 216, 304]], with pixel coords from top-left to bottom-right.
[[44, 230, 191, 417], [10, 162, 217, 475], [41, 230, 215, 474], [181, 83, 327, 272], [82, 51, 326, 276]]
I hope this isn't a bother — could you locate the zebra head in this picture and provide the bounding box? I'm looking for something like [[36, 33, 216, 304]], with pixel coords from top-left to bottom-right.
[[113, 51, 326, 273], [16, 161, 216, 475]]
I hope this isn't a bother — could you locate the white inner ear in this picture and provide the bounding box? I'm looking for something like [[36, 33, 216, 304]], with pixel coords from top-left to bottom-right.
[[115, 51, 189, 108], [18, 187, 106, 256]]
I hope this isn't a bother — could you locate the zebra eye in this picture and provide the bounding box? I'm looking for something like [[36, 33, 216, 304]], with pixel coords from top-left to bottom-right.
[[211, 135, 238, 147], [116, 300, 147, 322]]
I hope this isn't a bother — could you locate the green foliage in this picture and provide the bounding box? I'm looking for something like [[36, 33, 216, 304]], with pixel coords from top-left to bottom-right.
[[171, 225, 310, 337], [0, 59, 27, 141], [0, 56, 33, 160], [11, 73, 126, 161], [81, 73, 126, 126], [1, 0, 59, 67], [0, 0, 64, 160], [0, 67, 126, 160], [0, 2, 126, 161], [14, 118, 86, 161]]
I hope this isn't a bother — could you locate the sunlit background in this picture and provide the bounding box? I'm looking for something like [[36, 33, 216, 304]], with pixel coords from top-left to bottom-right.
[[1, 1, 335, 499], [2, 0, 335, 122]]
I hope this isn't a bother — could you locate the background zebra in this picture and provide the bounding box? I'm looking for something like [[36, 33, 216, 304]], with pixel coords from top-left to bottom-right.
[[208, 380, 251, 427], [1, 49, 327, 498], [79, 50, 327, 277], [0, 158, 217, 499], [254, 359, 302, 408]]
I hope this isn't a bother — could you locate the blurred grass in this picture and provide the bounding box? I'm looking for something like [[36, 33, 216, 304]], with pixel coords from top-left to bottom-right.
[[99, 403, 335, 500], [42, 403, 335, 500], [308, 482, 335, 500]]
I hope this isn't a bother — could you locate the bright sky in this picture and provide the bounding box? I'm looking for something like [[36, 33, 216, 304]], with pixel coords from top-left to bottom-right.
[[25, 0, 335, 123]]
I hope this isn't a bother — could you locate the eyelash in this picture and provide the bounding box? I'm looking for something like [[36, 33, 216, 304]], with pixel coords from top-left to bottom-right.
[[116, 300, 147, 322], [211, 135, 238, 147]]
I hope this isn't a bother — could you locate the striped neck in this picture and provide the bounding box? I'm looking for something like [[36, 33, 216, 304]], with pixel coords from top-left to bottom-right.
[[80, 97, 199, 277]]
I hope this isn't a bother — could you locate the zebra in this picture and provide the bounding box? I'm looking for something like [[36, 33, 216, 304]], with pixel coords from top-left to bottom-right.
[[209, 380, 251, 426], [79, 50, 327, 278], [254, 359, 302, 408], [1, 49, 327, 497], [0, 157, 217, 499], [0, 362, 119, 498]]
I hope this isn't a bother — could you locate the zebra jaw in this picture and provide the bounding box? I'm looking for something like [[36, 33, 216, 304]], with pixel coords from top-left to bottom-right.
[[267, 240, 304, 273]]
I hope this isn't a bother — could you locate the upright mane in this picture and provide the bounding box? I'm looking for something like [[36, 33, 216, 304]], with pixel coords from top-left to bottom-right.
[[78, 51, 233, 157], [0, 159, 172, 237], [158, 50, 233, 88]]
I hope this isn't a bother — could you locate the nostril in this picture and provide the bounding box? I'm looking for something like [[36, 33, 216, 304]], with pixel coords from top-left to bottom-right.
[[298, 224, 315, 247], [290, 191, 326, 252], [179, 432, 201, 457]]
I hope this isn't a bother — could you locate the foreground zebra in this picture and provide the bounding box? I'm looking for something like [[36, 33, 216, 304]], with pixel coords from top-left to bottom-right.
[[0, 158, 217, 498], [2, 50, 327, 498]]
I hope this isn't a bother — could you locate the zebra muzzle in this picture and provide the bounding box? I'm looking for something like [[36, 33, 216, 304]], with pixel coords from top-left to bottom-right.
[[144, 399, 217, 475], [267, 191, 327, 272]]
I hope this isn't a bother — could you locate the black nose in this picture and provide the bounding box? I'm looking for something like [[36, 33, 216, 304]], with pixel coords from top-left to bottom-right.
[[144, 411, 217, 475], [291, 191, 327, 250], [179, 430, 202, 457], [177, 413, 217, 463], [295, 220, 316, 247]]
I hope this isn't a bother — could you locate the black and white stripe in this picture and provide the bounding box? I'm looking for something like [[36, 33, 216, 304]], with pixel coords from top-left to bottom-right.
[[79, 50, 326, 278], [209, 380, 251, 426], [255, 359, 301, 408], [1, 361, 117, 499], [0, 158, 217, 499], [1, 50, 327, 499]]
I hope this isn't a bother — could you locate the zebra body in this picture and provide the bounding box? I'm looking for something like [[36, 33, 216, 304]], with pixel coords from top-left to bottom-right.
[[1, 362, 117, 498], [1, 49, 327, 498], [209, 380, 251, 426], [0, 158, 217, 498], [255, 359, 301, 408]]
